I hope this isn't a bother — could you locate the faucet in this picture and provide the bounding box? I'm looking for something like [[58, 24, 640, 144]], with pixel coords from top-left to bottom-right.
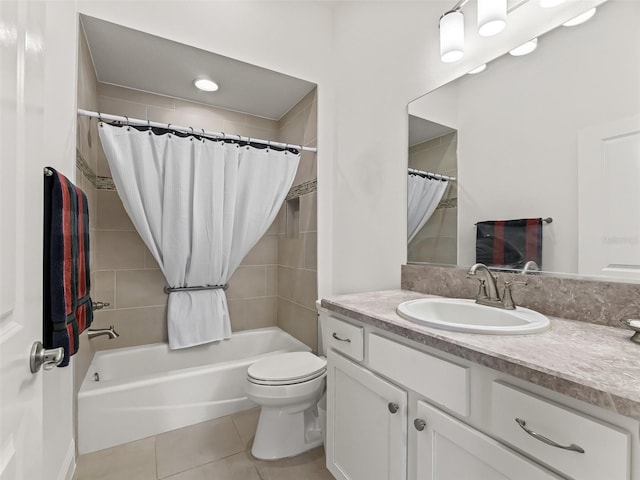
[[467, 263, 527, 310], [522, 261, 539, 275], [87, 325, 119, 340]]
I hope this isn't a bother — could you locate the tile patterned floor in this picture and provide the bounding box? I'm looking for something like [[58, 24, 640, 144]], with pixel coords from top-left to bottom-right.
[[74, 408, 335, 480]]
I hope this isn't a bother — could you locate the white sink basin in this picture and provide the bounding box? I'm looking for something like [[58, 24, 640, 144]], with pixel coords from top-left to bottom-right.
[[396, 298, 550, 335]]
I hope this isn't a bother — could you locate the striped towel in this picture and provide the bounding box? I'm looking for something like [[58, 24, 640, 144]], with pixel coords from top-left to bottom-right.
[[43, 168, 93, 367], [476, 218, 542, 269]]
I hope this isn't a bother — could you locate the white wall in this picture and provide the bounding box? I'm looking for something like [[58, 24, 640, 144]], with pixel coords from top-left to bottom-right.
[[43, 2, 78, 480], [409, 0, 639, 274]]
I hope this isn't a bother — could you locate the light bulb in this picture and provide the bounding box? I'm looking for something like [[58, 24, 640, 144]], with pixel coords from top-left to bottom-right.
[[478, 0, 506, 37], [440, 10, 465, 63], [563, 8, 596, 27], [509, 38, 538, 56]]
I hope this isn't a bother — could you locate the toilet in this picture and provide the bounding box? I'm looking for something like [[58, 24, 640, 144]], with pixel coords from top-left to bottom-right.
[[246, 306, 329, 460]]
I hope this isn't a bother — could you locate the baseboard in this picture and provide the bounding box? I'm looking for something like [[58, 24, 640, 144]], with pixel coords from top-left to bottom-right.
[[58, 439, 76, 480]]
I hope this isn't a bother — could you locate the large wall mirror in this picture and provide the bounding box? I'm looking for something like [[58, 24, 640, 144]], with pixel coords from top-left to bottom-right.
[[407, 0, 640, 280]]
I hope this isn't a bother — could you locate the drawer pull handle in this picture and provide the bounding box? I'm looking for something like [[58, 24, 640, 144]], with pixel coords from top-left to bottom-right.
[[332, 332, 351, 343], [414, 418, 427, 431], [388, 402, 399, 414], [515, 418, 585, 454]]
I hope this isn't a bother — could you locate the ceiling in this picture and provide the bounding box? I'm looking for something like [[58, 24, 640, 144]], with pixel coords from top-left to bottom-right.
[[80, 15, 316, 121], [408, 115, 455, 147]]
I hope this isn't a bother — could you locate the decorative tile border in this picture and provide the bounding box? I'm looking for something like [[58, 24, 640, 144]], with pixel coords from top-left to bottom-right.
[[96, 176, 116, 191], [401, 263, 640, 329], [286, 179, 317, 200], [76, 149, 97, 188], [436, 197, 457, 210]]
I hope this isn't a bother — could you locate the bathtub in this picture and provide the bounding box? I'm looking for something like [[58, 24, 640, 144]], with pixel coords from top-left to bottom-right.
[[77, 327, 310, 454]]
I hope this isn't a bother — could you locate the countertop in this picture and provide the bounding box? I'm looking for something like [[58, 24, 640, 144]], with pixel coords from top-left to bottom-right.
[[321, 289, 640, 421]]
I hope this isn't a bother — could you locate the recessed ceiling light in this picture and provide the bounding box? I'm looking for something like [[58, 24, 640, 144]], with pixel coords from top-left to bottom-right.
[[509, 38, 538, 56], [539, 0, 566, 8], [194, 78, 219, 92], [563, 8, 596, 27], [468, 64, 487, 74]]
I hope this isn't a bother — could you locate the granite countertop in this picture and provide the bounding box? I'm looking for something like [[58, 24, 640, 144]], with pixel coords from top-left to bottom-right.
[[321, 289, 640, 422]]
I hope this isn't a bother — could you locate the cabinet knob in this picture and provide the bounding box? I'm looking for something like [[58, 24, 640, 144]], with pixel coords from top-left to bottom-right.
[[413, 418, 427, 431], [388, 402, 399, 414]]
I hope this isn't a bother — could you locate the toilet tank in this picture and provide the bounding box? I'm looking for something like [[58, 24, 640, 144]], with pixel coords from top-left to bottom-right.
[[316, 300, 330, 356]]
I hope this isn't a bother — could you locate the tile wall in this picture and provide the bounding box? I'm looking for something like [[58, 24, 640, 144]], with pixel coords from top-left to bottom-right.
[[408, 132, 457, 265], [78, 28, 318, 353]]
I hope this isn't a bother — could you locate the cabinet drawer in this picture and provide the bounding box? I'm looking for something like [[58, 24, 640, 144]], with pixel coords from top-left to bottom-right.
[[491, 381, 630, 480], [326, 316, 364, 361], [368, 334, 469, 416]]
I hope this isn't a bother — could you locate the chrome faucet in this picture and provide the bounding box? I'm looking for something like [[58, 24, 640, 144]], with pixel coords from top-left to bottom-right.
[[87, 325, 119, 340], [467, 263, 527, 310]]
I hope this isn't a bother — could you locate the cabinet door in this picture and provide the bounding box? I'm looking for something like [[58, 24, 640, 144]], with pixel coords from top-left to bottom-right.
[[415, 401, 561, 480], [327, 350, 407, 480]]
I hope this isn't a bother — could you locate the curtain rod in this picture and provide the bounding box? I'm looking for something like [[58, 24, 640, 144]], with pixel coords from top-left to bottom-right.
[[77, 109, 317, 153], [408, 167, 456, 182]]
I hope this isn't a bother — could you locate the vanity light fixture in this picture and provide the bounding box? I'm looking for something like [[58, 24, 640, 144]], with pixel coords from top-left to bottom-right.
[[539, 0, 566, 8], [563, 7, 596, 27], [194, 78, 219, 92], [468, 64, 487, 74], [440, 9, 465, 63], [509, 38, 538, 56], [478, 0, 507, 37]]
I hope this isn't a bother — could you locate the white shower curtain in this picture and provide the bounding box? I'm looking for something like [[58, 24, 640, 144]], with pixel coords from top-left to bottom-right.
[[98, 124, 299, 349], [407, 174, 449, 243]]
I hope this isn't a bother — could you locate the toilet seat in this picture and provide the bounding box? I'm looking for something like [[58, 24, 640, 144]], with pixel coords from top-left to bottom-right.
[[247, 351, 327, 386]]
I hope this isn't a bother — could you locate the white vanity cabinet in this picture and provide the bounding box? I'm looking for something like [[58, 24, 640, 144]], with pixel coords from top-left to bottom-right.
[[414, 400, 561, 480], [326, 351, 407, 480], [322, 311, 636, 480]]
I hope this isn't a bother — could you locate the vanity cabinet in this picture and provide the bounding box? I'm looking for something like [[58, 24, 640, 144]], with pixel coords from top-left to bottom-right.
[[322, 311, 635, 480], [414, 400, 560, 480], [326, 351, 407, 480]]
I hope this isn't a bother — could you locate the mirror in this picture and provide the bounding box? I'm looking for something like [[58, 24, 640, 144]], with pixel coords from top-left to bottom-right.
[[407, 0, 640, 279]]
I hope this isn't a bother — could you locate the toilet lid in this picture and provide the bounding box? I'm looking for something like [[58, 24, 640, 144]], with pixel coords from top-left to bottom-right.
[[248, 352, 327, 385]]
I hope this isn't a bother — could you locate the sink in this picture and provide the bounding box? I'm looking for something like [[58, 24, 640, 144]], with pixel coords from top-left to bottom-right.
[[396, 298, 550, 335]]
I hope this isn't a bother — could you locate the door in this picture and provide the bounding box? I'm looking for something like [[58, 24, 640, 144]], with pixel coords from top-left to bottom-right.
[[0, 1, 46, 478], [414, 401, 560, 480], [326, 350, 407, 480], [578, 115, 640, 278]]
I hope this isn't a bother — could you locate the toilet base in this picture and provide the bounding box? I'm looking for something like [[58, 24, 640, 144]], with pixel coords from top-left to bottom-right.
[[251, 404, 323, 460]]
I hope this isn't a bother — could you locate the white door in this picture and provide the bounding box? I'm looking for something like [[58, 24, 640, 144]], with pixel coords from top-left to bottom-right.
[[578, 115, 640, 279], [0, 1, 47, 478], [326, 351, 407, 480], [414, 400, 561, 480]]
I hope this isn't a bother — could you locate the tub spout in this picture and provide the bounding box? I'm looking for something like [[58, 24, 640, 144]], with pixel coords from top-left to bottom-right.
[[87, 325, 119, 340]]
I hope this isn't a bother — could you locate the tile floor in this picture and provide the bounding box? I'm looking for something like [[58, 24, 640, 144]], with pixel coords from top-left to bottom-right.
[[74, 408, 335, 480]]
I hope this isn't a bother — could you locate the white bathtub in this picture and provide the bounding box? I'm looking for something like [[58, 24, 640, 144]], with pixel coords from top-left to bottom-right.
[[77, 327, 310, 454]]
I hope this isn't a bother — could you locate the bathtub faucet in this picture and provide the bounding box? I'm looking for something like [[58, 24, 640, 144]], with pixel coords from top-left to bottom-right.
[[87, 325, 119, 340]]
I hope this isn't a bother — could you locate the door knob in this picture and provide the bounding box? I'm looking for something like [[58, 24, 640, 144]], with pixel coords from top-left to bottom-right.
[[388, 402, 399, 414], [30, 341, 64, 373]]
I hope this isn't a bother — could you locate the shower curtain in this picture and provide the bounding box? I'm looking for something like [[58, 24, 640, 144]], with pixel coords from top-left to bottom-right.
[[98, 124, 299, 349], [407, 173, 449, 243]]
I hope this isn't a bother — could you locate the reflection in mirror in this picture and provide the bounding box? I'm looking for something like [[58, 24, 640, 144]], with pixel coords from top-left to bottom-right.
[[407, 116, 458, 264], [407, 0, 640, 279]]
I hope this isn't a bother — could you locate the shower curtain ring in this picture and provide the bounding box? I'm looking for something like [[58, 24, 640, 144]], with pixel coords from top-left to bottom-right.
[[125, 116, 130, 130], [246, 137, 251, 149], [98, 112, 103, 126], [284, 143, 289, 154]]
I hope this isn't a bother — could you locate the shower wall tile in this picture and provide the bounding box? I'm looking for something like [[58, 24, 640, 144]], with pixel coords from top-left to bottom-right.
[[266, 266, 278, 296], [300, 192, 317, 233], [97, 190, 135, 231], [303, 95, 318, 145], [244, 297, 278, 329], [147, 105, 224, 133], [278, 266, 294, 300], [304, 232, 317, 271], [98, 83, 176, 110], [293, 144, 317, 187], [242, 234, 278, 266], [90, 305, 168, 350], [93, 270, 115, 311], [173, 98, 247, 125], [277, 298, 318, 353], [221, 121, 279, 144], [278, 236, 305, 268], [97, 145, 111, 178], [95, 230, 146, 270], [115, 269, 168, 309], [97, 96, 148, 122], [143, 245, 161, 270], [227, 266, 267, 299]]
